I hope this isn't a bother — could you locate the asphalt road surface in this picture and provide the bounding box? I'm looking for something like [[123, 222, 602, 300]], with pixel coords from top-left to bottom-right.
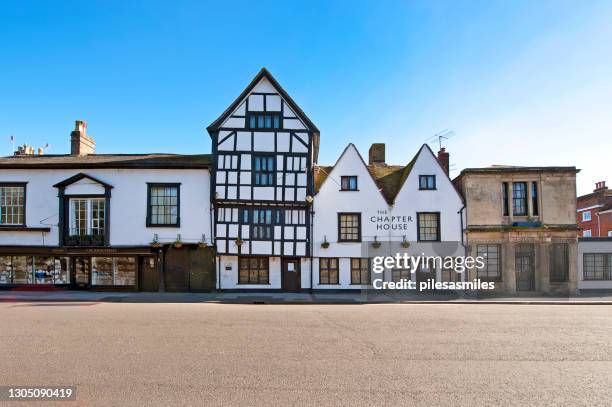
[[1, 302, 611, 406]]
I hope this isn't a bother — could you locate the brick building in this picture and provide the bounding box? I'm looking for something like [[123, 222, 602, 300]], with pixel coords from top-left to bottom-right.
[[577, 181, 612, 237]]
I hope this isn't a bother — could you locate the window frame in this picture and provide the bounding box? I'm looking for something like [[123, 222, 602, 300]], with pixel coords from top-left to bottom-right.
[[418, 175, 437, 190], [252, 155, 276, 187], [246, 112, 282, 130], [319, 258, 339, 285], [0, 182, 27, 227], [68, 197, 106, 237], [502, 182, 509, 216], [416, 212, 441, 242], [238, 256, 270, 284], [512, 182, 528, 216], [582, 211, 591, 222], [583, 253, 612, 281], [340, 176, 358, 191], [146, 183, 181, 227], [338, 212, 362, 242], [350, 258, 371, 285], [583, 229, 592, 237], [531, 182, 539, 216], [476, 244, 502, 281]]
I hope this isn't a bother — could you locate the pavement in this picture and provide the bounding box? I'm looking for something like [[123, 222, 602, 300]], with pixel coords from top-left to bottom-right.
[[1, 302, 611, 406], [1, 289, 612, 304]]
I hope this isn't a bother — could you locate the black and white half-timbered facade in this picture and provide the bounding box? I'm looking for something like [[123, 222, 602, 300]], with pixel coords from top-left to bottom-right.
[[207, 69, 320, 290]]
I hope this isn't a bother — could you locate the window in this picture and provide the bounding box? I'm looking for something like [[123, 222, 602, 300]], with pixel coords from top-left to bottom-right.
[[319, 258, 339, 284], [512, 182, 527, 216], [147, 184, 180, 226], [582, 211, 591, 222], [251, 208, 276, 240], [351, 258, 370, 285], [0, 184, 25, 226], [340, 176, 358, 191], [284, 209, 306, 225], [608, 231, 612, 237], [1, 256, 70, 285], [502, 182, 509, 216], [476, 244, 501, 281], [253, 155, 275, 186], [247, 113, 281, 129], [441, 259, 461, 282], [239, 257, 269, 284], [419, 175, 436, 190], [583, 253, 612, 280], [338, 213, 361, 242], [583, 230, 592, 237], [550, 243, 569, 282], [91, 257, 136, 286], [417, 212, 440, 241], [392, 267, 411, 283], [69, 198, 105, 236], [531, 182, 539, 216]]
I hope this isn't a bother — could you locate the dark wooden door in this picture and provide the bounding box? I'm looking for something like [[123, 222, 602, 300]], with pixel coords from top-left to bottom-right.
[[73, 257, 90, 289], [281, 259, 301, 292], [515, 244, 535, 291], [139, 256, 159, 292]]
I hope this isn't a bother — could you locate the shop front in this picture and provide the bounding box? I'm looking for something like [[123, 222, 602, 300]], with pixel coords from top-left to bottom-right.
[[0, 247, 156, 291]]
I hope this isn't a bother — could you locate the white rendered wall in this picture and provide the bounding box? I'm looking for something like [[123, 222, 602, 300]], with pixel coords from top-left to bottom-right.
[[0, 168, 211, 247]]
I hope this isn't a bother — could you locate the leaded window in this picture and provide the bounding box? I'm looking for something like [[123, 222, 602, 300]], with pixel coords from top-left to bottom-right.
[[239, 257, 269, 284], [512, 182, 527, 216], [338, 213, 361, 242], [253, 155, 275, 186], [583, 253, 612, 280]]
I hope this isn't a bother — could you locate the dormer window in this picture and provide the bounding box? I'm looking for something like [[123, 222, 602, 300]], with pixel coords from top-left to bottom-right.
[[247, 113, 281, 129], [341, 176, 358, 191], [419, 175, 436, 190]]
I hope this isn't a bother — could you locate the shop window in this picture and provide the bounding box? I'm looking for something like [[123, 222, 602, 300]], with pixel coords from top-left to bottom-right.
[[238, 257, 269, 284], [0, 256, 70, 285], [91, 257, 136, 286]]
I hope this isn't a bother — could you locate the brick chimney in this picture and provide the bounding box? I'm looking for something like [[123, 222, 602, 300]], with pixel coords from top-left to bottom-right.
[[594, 181, 607, 192], [437, 147, 450, 176], [70, 120, 95, 156], [368, 143, 385, 165]]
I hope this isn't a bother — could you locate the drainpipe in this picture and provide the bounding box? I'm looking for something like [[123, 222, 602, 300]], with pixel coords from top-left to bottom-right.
[[310, 207, 314, 294]]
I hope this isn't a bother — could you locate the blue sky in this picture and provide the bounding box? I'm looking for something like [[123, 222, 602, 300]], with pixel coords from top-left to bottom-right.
[[1, 0, 611, 194]]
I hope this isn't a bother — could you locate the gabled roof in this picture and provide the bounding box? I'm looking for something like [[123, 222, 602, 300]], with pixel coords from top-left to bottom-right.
[[53, 173, 113, 189], [314, 143, 419, 205], [206, 68, 320, 135], [0, 154, 212, 169]]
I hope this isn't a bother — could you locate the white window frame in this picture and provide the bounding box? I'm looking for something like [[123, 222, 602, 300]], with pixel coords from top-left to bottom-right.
[[582, 211, 591, 221], [69, 198, 105, 236], [583, 229, 592, 237]]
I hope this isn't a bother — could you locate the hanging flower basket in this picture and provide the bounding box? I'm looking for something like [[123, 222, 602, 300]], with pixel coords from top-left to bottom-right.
[[371, 237, 382, 249], [321, 236, 330, 249], [235, 238, 243, 247], [401, 236, 410, 248], [173, 234, 183, 249], [198, 242, 208, 249], [151, 241, 162, 249]]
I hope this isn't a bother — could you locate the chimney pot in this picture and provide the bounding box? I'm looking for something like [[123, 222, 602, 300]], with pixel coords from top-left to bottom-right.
[[70, 120, 95, 156], [437, 148, 450, 176], [368, 143, 385, 165], [594, 181, 607, 192]]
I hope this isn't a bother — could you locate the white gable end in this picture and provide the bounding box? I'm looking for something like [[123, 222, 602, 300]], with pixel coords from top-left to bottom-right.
[[64, 177, 107, 195]]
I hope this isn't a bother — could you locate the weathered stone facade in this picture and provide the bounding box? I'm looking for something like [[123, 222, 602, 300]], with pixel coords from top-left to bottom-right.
[[454, 167, 580, 294]]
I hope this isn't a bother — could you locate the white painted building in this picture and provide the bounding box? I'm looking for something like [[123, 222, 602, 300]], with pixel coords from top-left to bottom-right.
[[311, 143, 465, 290], [0, 121, 214, 290]]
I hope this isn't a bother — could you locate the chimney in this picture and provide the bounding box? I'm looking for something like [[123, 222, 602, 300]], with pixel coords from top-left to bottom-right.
[[437, 147, 450, 176], [594, 181, 607, 192], [70, 120, 95, 156], [14, 144, 35, 156], [368, 143, 385, 165]]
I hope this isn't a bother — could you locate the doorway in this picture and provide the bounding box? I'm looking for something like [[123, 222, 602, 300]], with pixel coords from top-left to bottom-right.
[[73, 257, 91, 289], [281, 258, 301, 292], [515, 243, 535, 291]]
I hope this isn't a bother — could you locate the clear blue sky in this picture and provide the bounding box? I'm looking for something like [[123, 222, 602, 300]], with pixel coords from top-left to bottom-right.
[[1, 0, 611, 194]]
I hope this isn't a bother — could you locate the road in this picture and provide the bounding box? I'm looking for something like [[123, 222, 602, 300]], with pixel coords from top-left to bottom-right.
[[0, 302, 611, 406]]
